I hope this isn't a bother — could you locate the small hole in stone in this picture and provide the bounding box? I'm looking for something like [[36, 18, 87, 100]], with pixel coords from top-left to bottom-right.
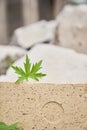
[[79, 95, 82, 97], [78, 42, 82, 46], [27, 98, 30, 100]]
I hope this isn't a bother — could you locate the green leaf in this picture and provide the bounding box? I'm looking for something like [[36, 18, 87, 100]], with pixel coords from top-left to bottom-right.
[[16, 77, 25, 83], [31, 60, 42, 74], [12, 66, 25, 76], [8, 123, 18, 130], [30, 73, 46, 81], [24, 55, 31, 74], [12, 55, 46, 83], [0, 122, 22, 130]]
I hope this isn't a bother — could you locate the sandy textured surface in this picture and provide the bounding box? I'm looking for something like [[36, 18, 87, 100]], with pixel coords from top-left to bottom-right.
[[0, 82, 87, 130]]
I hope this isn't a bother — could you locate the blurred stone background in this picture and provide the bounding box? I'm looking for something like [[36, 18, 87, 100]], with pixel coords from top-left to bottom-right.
[[1, 0, 87, 45], [0, 0, 68, 45], [1, 0, 87, 82]]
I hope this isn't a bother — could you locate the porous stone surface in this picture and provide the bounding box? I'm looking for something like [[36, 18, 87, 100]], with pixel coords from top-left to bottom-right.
[[55, 5, 87, 54], [11, 20, 56, 49], [0, 45, 26, 74], [0, 82, 87, 130], [2, 44, 87, 83]]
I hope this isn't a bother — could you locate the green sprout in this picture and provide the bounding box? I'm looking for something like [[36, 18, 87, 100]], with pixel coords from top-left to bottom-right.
[[12, 55, 46, 83], [0, 122, 22, 130]]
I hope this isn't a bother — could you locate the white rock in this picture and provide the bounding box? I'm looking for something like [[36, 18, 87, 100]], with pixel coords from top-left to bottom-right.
[[11, 20, 56, 49], [0, 45, 26, 75], [55, 5, 87, 54], [2, 44, 87, 83], [0, 45, 26, 61]]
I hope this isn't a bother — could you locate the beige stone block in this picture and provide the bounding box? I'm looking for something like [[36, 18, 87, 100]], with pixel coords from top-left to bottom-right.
[[0, 82, 87, 130]]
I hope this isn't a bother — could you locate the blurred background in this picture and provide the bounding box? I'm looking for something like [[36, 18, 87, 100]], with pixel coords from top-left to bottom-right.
[[0, 0, 87, 45], [0, 0, 87, 83]]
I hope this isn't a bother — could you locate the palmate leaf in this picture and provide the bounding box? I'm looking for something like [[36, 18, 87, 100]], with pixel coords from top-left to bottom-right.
[[12, 55, 46, 83], [12, 66, 25, 77], [24, 55, 31, 74], [0, 122, 21, 130], [31, 60, 42, 73], [30, 72, 46, 81], [16, 77, 26, 83]]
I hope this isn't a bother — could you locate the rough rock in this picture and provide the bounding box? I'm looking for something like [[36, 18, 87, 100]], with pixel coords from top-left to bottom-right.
[[1, 44, 87, 83], [0, 45, 26, 75], [0, 82, 87, 130], [11, 20, 56, 49], [55, 5, 87, 54]]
